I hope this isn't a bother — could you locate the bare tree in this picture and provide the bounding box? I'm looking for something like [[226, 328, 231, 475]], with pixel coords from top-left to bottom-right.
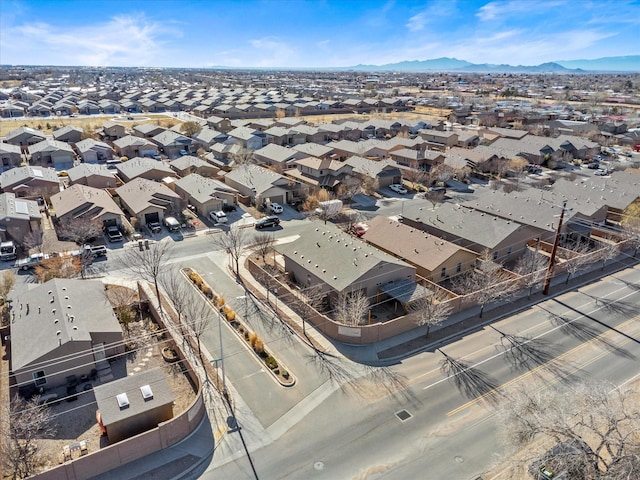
[[120, 241, 174, 312], [160, 267, 190, 338], [22, 230, 47, 254], [562, 243, 594, 284], [211, 224, 250, 276], [58, 217, 102, 245], [621, 220, 640, 257], [105, 284, 138, 335], [184, 292, 214, 361], [423, 189, 446, 210], [514, 248, 548, 298], [180, 121, 203, 137], [496, 381, 640, 479], [0, 395, 57, 480], [335, 210, 362, 234], [0, 270, 16, 304], [452, 252, 516, 318], [251, 232, 275, 262], [403, 160, 428, 190], [334, 289, 370, 326], [597, 241, 620, 270], [230, 147, 256, 169], [335, 174, 362, 200], [407, 293, 452, 338]]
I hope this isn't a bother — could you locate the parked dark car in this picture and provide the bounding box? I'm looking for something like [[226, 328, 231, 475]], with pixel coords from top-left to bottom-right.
[[255, 216, 280, 229]]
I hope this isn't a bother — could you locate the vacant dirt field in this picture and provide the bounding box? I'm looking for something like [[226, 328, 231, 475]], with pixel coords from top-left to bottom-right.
[[0, 114, 177, 137]]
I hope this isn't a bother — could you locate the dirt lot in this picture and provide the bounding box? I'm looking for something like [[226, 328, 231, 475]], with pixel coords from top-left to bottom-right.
[[1, 315, 197, 475], [0, 114, 177, 137]]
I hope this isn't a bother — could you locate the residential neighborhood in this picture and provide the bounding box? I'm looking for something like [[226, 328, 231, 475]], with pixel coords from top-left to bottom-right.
[[1, 63, 640, 480]]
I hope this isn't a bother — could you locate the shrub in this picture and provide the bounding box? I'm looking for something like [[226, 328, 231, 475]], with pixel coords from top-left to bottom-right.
[[225, 310, 235, 321], [254, 338, 264, 354], [201, 286, 213, 297], [216, 296, 226, 307], [265, 356, 278, 370], [248, 332, 258, 348], [282, 371, 289, 379], [238, 327, 245, 335], [273, 369, 279, 375]]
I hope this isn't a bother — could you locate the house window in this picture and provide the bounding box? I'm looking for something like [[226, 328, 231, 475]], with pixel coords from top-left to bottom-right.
[[441, 267, 446, 278], [456, 262, 462, 273], [33, 370, 46, 387], [493, 251, 499, 260]]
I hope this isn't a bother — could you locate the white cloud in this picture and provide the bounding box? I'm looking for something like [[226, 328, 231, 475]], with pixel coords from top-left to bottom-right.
[[2, 15, 176, 66], [406, 1, 459, 32], [477, 0, 567, 21]]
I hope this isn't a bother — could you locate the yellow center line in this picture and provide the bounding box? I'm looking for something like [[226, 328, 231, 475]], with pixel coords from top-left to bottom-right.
[[446, 315, 640, 417]]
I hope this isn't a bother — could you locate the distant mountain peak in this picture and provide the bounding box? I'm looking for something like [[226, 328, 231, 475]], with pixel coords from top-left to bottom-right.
[[344, 56, 640, 73]]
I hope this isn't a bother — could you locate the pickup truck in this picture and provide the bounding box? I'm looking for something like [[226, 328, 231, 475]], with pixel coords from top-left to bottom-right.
[[80, 245, 107, 257], [15, 253, 49, 271]]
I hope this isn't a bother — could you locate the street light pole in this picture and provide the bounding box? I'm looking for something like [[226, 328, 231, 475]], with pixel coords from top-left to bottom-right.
[[273, 288, 278, 317], [543, 200, 568, 295], [216, 309, 227, 399]]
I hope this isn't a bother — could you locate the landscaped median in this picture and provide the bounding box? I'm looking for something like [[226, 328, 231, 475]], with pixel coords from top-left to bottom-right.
[[183, 267, 295, 387]]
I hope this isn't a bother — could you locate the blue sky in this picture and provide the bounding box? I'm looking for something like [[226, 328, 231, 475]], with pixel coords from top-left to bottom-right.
[[1, 0, 639, 68]]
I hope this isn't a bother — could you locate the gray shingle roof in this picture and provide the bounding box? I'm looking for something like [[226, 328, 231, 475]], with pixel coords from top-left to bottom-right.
[[11, 279, 121, 370], [276, 222, 413, 292]]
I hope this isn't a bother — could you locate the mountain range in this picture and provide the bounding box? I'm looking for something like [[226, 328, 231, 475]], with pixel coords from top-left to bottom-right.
[[346, 56, 640, 73]]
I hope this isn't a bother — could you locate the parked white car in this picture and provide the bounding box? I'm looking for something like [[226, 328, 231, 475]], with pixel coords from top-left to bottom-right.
[[270, 203, 284, 214], [389, 184, 408, 194]]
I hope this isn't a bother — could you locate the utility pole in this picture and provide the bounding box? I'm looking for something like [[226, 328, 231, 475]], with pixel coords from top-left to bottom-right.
[[543, 200, 568, 295]]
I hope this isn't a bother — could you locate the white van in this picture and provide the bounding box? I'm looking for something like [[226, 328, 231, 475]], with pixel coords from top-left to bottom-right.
[[163, 216, 181, 232], [210, 211, 228, 224]]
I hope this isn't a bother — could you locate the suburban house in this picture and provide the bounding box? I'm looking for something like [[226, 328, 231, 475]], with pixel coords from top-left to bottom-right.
[[130, 123, 164, 139], [0, 193, 42, 244], [28, 139, 75, 170], [485, 135, 599, 165], [94, 367, 174, 444], [400, 200, 539, 264], [173, 173, 238, 216], [66, 163, 116, 189], [225, 126, 266, 151], [74, 138, 115, 163], [253, 143, 305, 169], [151, 130, 193, 158], [0, 165, 60, 199], [169, 155, 219, 178], [206, 116, 232, 133], [0, 143, 23, 170], [390, 148, 444, 170], [112, 135, 159, 159], [11, 278, 124, 392], [362, 216, 478, 282], [343, 156, 402, 189], [287, 156, 354, 190], [223, 164, 302, 206], [102, 121, 127, 141], [291, 142, 334, 160], [417, 130, 459, 150], [115, 177, 182, 226], [50, 184, 125, 228], [192, 127, 227, 151], [4, 126, 46, 149], [115, 157, 176, 183], [52, 125, 84, 144], [275, 222, 416, 308]]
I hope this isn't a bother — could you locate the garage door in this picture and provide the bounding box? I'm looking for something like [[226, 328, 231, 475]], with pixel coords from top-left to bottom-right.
[[140, 149, 156, 157], [102, 218, 117, 228], [267, 195, 284, 204], [145, 212, 159, 224]]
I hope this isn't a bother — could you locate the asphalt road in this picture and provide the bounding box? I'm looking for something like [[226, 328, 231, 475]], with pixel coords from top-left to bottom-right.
[[191, 264, 640, 480]]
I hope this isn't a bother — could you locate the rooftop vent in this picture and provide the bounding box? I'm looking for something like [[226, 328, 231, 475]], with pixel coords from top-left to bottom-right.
[[140, 385, 153, 400], [116, 393, 129, 409]]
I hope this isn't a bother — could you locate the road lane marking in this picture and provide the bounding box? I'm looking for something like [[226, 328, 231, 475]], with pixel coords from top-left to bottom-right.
[[414, 285, 640, 385], [445, 315, 640, 417]]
